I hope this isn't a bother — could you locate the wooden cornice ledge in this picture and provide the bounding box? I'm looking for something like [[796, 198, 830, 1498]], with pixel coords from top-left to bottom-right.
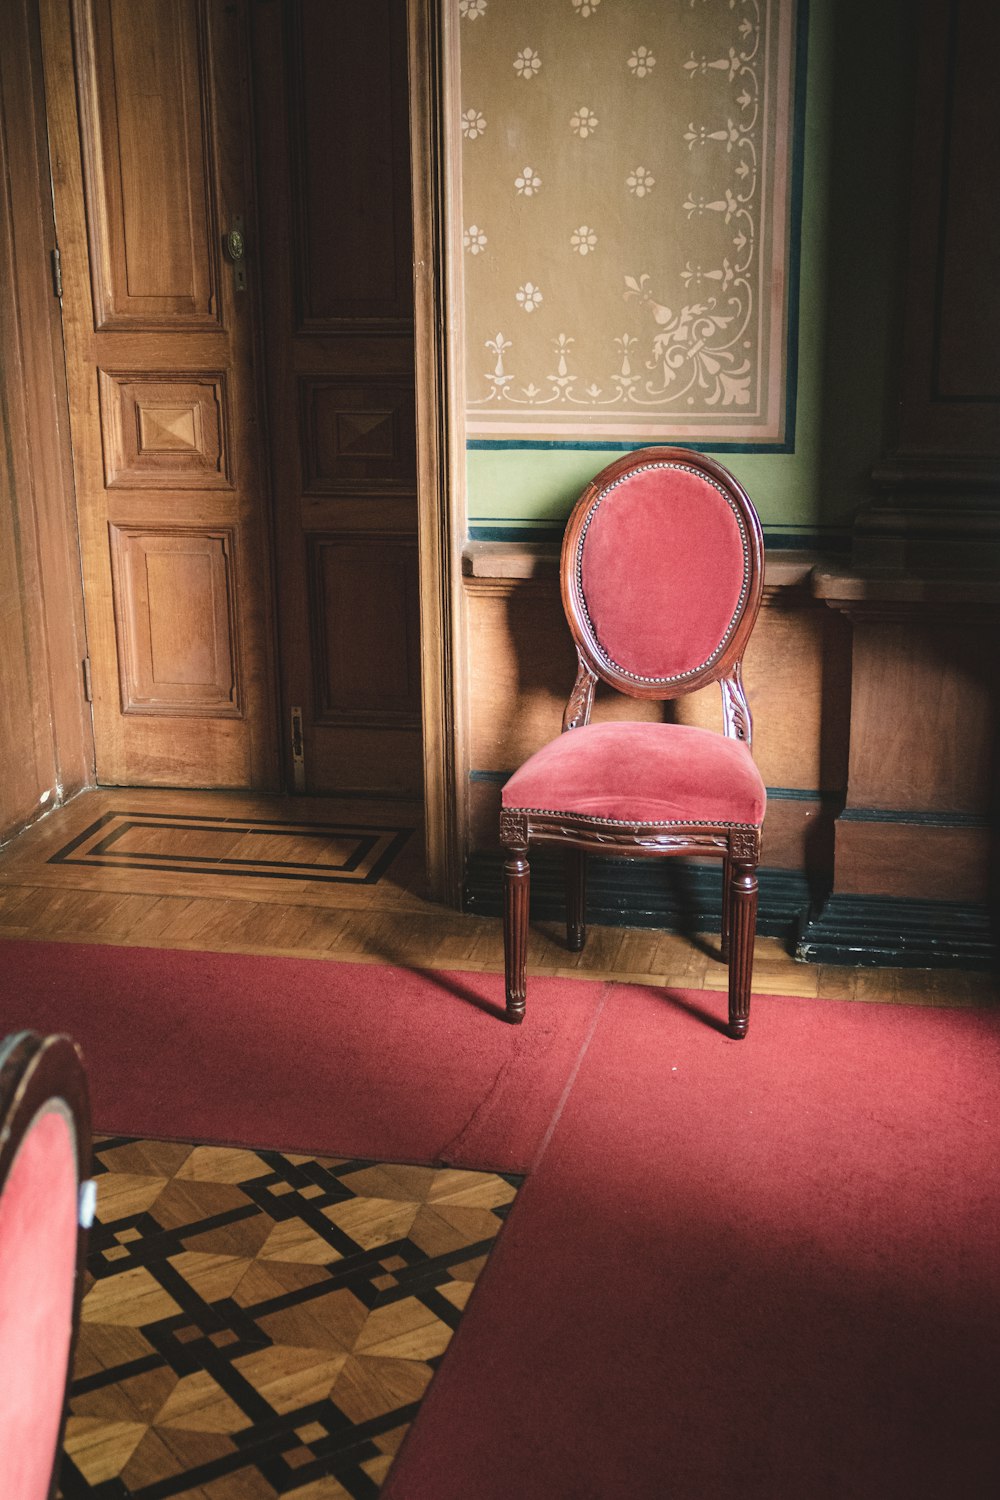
[[463, 540, 837, 596], [811, 566, 1000, 609]]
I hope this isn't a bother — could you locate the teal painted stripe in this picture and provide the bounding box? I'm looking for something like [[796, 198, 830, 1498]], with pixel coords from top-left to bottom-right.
[[466, 439, 796, 454], [839, 807, 990, 828], [467, 524, 850, 550], [769, 787, 842, 803], [471, 771, 838, 803]]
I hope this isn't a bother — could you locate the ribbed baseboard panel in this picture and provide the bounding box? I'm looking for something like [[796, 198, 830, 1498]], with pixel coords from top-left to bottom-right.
[[795, 894, 997, 970], [465, 855, 999, 969], [464, 853, 812, 941]]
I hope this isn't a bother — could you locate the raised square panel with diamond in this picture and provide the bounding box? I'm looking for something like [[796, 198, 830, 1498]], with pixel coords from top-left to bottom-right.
[[99, 370, 232, 488], [301, 378, 416, 492]]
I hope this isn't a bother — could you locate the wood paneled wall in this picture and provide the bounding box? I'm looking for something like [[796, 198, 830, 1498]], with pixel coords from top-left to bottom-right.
[[0, 0, 92, 845]]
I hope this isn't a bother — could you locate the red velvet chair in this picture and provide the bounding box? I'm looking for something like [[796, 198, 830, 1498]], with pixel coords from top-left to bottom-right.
[[500, 448, 766, 1038], [0, 1032, 92, 1500]]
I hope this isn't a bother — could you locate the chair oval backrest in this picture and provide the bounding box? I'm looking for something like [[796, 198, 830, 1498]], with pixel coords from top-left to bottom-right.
[[560, 448, 764, 698]]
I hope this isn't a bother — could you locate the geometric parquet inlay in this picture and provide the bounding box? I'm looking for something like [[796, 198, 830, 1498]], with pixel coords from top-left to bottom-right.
[[60, 1138, 520, 1499], [49, 814, 414, 887]]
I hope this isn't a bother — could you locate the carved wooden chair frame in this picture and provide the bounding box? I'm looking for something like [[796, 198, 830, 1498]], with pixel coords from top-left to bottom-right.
[[500, 447, 765, 1039]]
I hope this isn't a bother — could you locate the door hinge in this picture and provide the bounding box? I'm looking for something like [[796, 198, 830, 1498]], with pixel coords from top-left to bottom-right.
[[290, 705, 305, 792], [82, 656, 93, 702], [51, 246, 63, 299]]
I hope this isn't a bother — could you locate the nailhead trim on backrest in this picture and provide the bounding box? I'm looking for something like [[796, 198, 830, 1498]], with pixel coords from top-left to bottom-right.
[[575, 461, 751, 685]]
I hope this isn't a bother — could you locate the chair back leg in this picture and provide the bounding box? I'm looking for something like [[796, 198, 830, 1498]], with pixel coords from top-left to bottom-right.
[[727, 857, 758, 1039], [565, 848, 588, 952], [503, 846, 530, 1023], [720, 854, 733, 961]]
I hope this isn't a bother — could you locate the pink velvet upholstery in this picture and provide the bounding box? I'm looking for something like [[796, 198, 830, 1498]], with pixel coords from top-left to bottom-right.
[[579, 463, 748, 681], [502, 722, 766, 827], [0, 1103, 79, 1500]]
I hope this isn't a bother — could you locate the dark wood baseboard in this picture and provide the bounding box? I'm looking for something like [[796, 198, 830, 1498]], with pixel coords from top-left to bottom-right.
[[795, 894, 997, 971], [465, 853, 998, 970], [464, 853, 813, 942]]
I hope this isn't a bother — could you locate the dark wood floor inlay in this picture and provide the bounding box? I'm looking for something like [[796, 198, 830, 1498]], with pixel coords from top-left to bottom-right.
[[59, 1136, 520, 1499], [49, 813, 414, 886]]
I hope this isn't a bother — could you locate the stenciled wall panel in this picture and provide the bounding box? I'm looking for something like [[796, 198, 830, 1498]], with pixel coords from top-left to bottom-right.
[[458, 0, 801, 445]]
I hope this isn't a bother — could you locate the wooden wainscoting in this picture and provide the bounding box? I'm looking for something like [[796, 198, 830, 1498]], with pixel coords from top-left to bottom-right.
[[461, 546, 852, 883]]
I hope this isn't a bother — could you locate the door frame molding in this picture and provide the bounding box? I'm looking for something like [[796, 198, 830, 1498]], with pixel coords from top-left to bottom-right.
[[408, 0, 466, 906]]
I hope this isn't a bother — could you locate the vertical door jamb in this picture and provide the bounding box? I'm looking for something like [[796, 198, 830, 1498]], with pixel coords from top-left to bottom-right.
[[408, 0, 467, 906]]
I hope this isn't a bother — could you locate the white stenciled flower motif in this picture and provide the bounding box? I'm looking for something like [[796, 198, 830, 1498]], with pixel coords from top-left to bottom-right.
[[513, 48, 541, 79], [626, 166, 655, 197], [515, 166, 541, 196], [459, 0, 488, 19], [570, 225, 597, 255], [463, 224, 488, 255], [461, 109, 487, 140], [570, 106, 598, 139], [628, 46, 656, 78], [571, 0, 601, 16], [516, 281, 543, 313]]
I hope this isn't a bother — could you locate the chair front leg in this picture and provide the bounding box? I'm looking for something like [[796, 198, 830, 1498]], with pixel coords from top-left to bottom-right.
[[503, 842, 530, 1023], [726, 850, 758, 1040], [565, 847, 587, 952]]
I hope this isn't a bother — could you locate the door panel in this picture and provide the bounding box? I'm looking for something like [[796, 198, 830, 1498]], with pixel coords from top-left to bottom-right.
[[289, 0, 413, 325], [109, 526, 240, 715], [77, 0, 219, 328], [309, 536, 421, 722], [42, 0, 277, 788], [252, 0, 421, 796]]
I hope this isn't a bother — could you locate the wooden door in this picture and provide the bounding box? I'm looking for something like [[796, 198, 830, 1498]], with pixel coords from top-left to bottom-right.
[[251, 0, 423, 797], [41, 0, 278, 788]]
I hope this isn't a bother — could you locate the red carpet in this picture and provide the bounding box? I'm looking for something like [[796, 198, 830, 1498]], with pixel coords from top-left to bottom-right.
[[387, 984, 1000, 1500], [0, 941, 604, 1172], [4, 940, 1000, 1497]]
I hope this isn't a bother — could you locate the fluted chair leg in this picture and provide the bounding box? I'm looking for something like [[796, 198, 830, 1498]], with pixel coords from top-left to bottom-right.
[[503, 846, 530, 1023], [566, 848, 587, 952], [727, 858, 758, 1039], [720, 854, 733, 961]]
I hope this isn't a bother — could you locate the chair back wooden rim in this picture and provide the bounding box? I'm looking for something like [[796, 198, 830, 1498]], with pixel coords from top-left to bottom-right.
[[560, 446, 765, 702]]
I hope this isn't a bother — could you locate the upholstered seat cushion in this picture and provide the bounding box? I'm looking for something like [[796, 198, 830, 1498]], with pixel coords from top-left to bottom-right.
[[501, 721, 766, 827]]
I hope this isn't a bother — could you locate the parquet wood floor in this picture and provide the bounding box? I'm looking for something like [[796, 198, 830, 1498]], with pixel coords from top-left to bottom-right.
[[60, 1136, 518, 1499], [0, 788, 994, 1009]]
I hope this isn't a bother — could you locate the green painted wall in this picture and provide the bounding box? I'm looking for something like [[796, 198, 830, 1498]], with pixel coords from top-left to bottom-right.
[[465, 0, 910, 542]]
